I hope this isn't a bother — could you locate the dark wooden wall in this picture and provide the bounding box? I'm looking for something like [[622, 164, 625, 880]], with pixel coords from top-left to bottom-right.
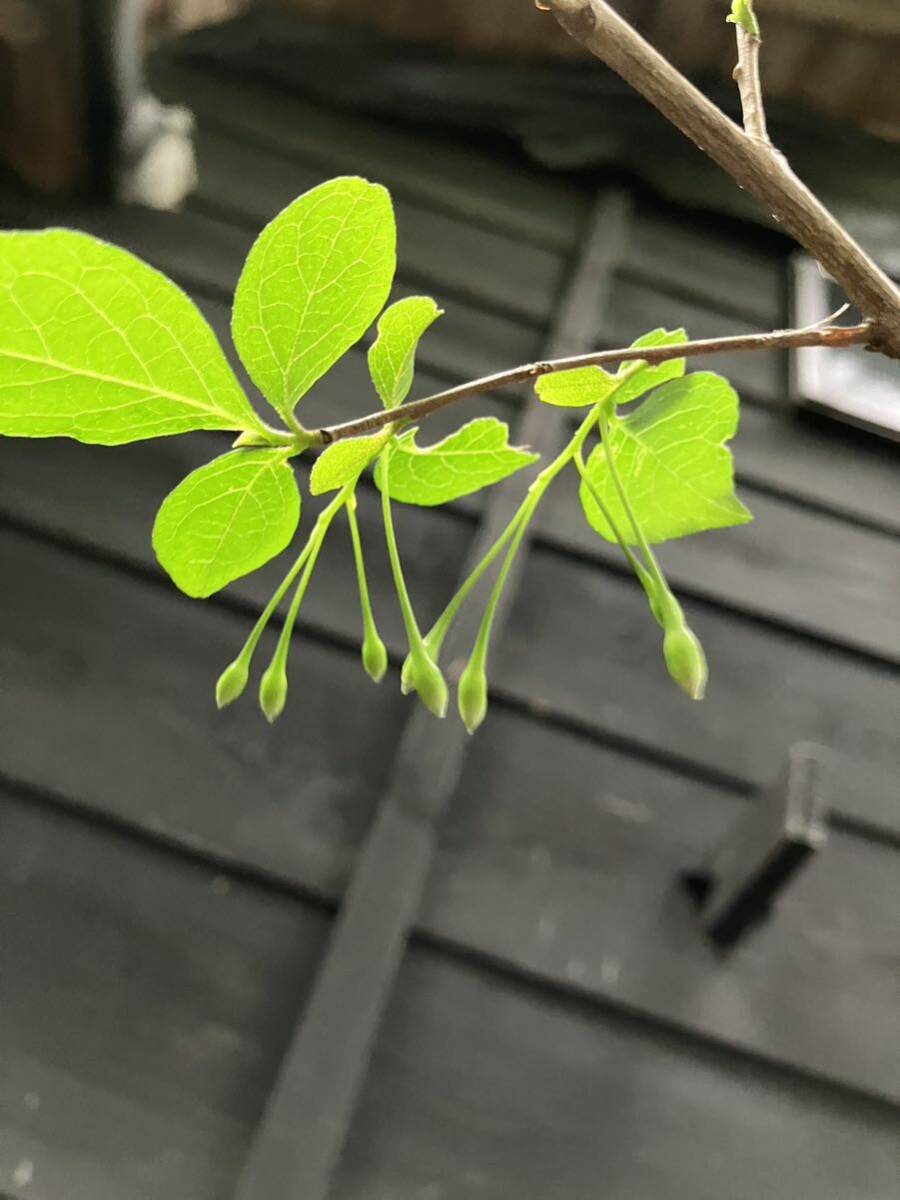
[[0, 31, 898, 1200]]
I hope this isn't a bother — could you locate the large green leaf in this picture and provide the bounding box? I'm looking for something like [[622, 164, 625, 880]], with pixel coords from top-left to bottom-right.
[[0, 229, 263, 445], [375, 417, 539, 506], [579, 372, 752, 544], [368, 295, 442, 409], [232, 177, 396, 421], [310, 430, 390, 495], [153, 449, 301, 598]]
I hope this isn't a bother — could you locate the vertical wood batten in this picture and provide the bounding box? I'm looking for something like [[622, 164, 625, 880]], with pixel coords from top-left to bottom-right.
[[234, 188, 633, 1200]]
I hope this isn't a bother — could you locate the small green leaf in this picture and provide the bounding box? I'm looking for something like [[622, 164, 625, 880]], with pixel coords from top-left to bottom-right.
[[369, 295, 442, 410], [376, 417, 539, 506], [727, 0, 760, 37], [613, 328, 688, 407], [0, 229, 263, 445], [535, 365, 620, 409], [579, 372, 752, 545], [153, 449, 301, 598], [310, 430, 391, 495], [232, 177, 396, 422]]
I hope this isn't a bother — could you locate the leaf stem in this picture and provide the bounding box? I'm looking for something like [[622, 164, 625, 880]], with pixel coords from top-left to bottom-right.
[[573, 447, 657, 606], [596, 406, 676, 621], [224, 484, 351, 670], [346, 488, 388, 682], [379, 444, 426, 655], [447, 401, 609, 674]]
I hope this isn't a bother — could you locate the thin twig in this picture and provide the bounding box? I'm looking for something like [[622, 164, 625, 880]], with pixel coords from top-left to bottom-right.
[[312, 322, 871, 444], [733, 23, 768, 142], [542, 0, 900, 359]]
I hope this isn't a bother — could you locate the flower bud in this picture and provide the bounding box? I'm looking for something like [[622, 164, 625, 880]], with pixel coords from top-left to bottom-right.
[[457, 658, 488, 735], [663, 622, 707, 701], [362, 630, 388, 684], [259, 659, 288, 723], [408, 649, 448, 719], [400, 652, 416, 695], [215, 657, 249, 709]]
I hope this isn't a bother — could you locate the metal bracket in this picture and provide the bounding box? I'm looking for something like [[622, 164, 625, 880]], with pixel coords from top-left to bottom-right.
[[683, 742, 829, 950]]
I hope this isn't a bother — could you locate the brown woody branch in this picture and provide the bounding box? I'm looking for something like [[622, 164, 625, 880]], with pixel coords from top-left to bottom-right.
[[542, 0, 900, 360], [732, 20, 768, 142], [312, 322, 870, 445]]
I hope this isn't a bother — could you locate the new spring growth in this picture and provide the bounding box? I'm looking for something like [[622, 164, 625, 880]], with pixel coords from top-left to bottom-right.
[[363, 629, 388, 684], [215, 656, 250, 709], [457, 656, 488, 735], [259, 657, 289, 723], [406, 646, 449, 718], [727, 0, 760, 38], [658, 591, 708, 701]]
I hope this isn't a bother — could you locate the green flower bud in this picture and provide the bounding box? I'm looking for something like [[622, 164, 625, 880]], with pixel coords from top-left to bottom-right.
[[215, 657, 249, 709], [457, 658, 488, 735], [400, 652, 416, 695], [663, 622, 708, 701], [259, 659, 288, 723], [362, 630, 388, 684], [408, 649, 448, 719]]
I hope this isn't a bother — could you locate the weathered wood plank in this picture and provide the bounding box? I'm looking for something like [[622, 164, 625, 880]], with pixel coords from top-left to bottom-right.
[[422, 710, 900, 1102], [332, 950, 900, 1200], [1, 520, 895, 1099], [605, 276, 786, 401], [733, 405, 900, 536], [0, 787, 329, 1200], [0, 529, 421, 896], [158, 64, 787, 332], [536, 468, 900, 663], [151, 59, 588, 253], [187, 124, 565, 326], [494, 547, 900, 839], [626, 202, 786, 329]]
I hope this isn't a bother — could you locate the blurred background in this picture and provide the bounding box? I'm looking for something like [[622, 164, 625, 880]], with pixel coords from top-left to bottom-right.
[[0, 3, 898, 1198]]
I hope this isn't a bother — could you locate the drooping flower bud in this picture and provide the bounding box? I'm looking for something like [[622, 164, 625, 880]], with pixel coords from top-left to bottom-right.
[[408, 648, 448, 718], [362, 629, 388, 684], [259, 659, 288, 723], [457, 658, 488, 735], [215, 657, 249, 709], [663, 622, 708, 701], [400, 652, 416, 695]]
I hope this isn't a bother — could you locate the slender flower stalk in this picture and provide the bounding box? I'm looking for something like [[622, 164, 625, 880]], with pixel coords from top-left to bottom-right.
[[346, 489, 388, 683], [257, 481, 356, 721], [380, 444, 448, 717]]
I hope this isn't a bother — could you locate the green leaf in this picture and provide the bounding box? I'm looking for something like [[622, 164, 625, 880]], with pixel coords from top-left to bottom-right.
[[232, 177, 396, 421], [153, 449, 301, 598], [310, 430, 391, 495], [369, 295, 442, 409], [534, 365, 620, 409], [375, 417, 539, 506], [727, 0, 760, 36], [579, 372, 752, 545], [613, 328, 688, 407], [534, 329, 687, 410], [0, 229, 263, 445]]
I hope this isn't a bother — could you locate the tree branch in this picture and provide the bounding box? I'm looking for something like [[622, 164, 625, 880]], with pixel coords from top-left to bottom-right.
[[732, 22, 768, 142], [542, 0, 900, 360], [312, 322, 870, 445]]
